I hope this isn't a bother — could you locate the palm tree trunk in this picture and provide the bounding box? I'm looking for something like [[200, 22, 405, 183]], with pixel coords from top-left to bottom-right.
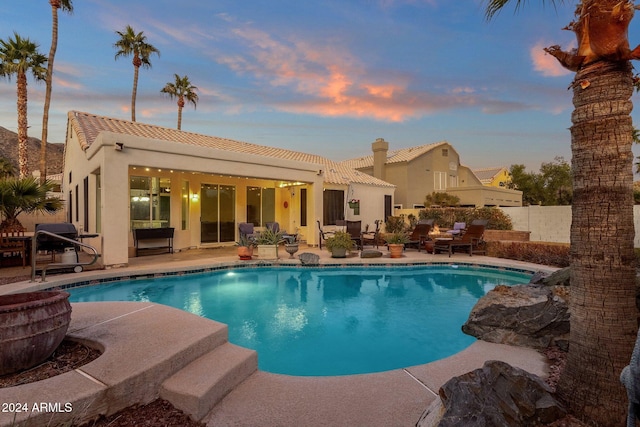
[[556, 60, 638, 426], [16, 72, 29, 179], [177, 103, 183, 130], [41, 4, 59, 183], [131, 65, 139, 122]]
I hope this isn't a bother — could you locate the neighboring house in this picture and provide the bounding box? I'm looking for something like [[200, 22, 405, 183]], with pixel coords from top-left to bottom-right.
[[473, 166, 511, 188], [63, 111, 394, 266], [341, 138, 521, 209]]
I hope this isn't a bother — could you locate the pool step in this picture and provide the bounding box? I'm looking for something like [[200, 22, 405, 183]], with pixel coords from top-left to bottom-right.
[[160, 342, 258, 421]]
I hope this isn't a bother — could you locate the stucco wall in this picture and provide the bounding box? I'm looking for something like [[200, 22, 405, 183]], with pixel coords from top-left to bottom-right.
[[501, 205, 640, 247]]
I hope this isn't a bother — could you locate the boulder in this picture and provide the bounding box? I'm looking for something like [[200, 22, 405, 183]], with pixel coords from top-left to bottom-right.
[[529, 267, 570, 287], [298, 252, 319, 266], [417, 360, 566, 427], [462, 284, 569, 350], [360, 249, 383, 258]]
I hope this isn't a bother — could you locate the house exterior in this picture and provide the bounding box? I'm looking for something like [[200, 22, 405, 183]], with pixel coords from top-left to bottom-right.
[[63, 111, 394, 266], [473, 167, 511, 188], [341, 138, 522, 209]]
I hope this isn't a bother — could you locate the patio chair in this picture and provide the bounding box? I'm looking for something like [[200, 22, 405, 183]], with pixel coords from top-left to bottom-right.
[[316, 220, 335, 249], [238, 222, 257, 242], [433, 224, 486, 257], [405, 223, 431, 252], [346, 220, 363, 250], [266, 222, 296, 243], [0, 229, 27, 267], [446, 222, 466, 238], [361, 220, 381, 248]]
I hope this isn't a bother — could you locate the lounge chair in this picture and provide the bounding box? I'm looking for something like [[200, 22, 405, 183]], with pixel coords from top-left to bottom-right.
[[433, 224, 486, 257], [361, 220, 381, 248], [0, 229, 27, 267], [405, 223, 431, 252], [346, 220, 363, 250]]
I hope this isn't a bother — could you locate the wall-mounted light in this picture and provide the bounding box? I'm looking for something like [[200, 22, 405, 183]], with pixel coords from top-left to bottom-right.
[[191, 193, 199, 202], [115, 142, 124, 151]]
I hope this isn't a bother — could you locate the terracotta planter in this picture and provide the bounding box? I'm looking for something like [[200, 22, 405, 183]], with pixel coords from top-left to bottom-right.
[[0, 290, 72, 375], [284, 243, 299, 259], [388, 243, 404, 258], [238, 246, 253, 260]]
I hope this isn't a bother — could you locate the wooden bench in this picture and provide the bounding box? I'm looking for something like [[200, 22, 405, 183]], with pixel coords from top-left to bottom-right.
[[133, 228, 174, 256]]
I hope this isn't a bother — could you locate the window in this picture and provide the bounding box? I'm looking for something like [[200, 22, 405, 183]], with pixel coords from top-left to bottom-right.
[[95, 173, 101, 233], [246, 187, 275, 226], [385, 196, 393, 221], [434, 172, 447, 190], [130, 176, 171, 229], [449, 175, 458, 188], [83, 177, 89, 231], [181, 181, 189, 230], [323, 190, 344, 225], [441, 148, 448, 157], [300, 188, 307, 226]]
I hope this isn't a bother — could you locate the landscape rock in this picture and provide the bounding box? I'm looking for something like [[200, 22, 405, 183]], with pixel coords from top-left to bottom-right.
[[298, 252, 319, 266], [360, 249, 382, 258], [417, 360, 566, 427], [462, 284, 570, 350]]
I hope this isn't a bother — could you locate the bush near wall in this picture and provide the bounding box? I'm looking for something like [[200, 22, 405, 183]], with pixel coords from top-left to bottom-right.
[[418, 207, 513, 230], [486, 241, 570, 268]]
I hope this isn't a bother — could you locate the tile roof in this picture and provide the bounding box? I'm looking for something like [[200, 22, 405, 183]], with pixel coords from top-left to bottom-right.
[[68, 111, 394, 188], [339, 141, 449, 169], [472, 167, 507, 183]]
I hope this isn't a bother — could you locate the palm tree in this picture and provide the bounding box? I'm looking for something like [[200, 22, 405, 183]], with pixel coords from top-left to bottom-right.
[[40, 0, 73, 183], [161, 74, 199, 130], [0, 33, 47, 179], [0, 158, 15, 179], [114, 25, 160, 122], [485, 1, 638, 425], [0, 176, 63, 231]]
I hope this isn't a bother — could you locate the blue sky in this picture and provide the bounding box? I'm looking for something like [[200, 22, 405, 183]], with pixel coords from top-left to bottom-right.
[[2, 0, 639, 171]]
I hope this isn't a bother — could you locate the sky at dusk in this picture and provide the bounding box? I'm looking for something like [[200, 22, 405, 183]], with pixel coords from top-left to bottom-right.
[[3, 0, 640, 172]]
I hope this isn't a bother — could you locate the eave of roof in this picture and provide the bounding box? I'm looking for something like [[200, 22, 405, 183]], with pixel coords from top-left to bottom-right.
[[68, 111, 394, 188]]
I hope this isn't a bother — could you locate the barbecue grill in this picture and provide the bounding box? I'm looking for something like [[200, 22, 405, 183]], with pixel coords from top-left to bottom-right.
[[35, 223, 79, 262]]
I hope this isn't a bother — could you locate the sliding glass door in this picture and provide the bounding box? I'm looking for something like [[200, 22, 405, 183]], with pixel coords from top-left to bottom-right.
[[200, 183, 235, 243]]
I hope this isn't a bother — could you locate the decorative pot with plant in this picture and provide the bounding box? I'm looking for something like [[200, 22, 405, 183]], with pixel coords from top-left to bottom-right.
[[236, 235, 255, 260], [384, 232, 409, 258], [284, 233, 300, 258], [254, 228, 284, 259], [325, 230, 354, 258]]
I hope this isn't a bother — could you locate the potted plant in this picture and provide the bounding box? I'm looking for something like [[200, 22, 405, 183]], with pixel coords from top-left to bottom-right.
[[325, 230, 354, 258], [284, 233, 300, 259], [254, 228, 284, 259], [236, 235, 255, 260], [384, 232, 409, 258]]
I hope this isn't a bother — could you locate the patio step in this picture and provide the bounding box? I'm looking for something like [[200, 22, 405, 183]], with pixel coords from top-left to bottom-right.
[[160, 342, 258, 421]]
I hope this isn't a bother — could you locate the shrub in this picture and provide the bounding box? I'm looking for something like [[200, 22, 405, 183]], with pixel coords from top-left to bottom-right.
[[385, 216, 409, 233], [418, 207, 512, 230], [486, 241, 570, 267]]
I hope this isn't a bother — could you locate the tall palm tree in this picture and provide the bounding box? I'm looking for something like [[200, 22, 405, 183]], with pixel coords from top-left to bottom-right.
[[0, 33, 47, 179], [161, 74, 199, 130], [485, 1, 639, 425], [40, 0, 73, 183], [114, 25, 160, 122]]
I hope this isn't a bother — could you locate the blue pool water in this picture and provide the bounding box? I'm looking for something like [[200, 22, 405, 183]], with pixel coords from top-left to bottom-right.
[[68, 265, 531, 376]]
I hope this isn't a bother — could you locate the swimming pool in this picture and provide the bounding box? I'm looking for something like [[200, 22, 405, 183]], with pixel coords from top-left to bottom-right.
[[68, 265, 531, 376]]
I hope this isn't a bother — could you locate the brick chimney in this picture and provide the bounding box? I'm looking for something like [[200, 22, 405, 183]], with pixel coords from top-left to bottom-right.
[[372, 138, 388, 180]]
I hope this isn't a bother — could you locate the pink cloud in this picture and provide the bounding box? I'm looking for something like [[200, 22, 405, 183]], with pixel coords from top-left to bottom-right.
[[531, 42, 571, 77]]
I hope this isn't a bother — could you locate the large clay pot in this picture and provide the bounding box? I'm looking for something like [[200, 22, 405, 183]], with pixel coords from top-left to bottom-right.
[[237, 246, 253, 260], [388, 244, 404, 258], [0, 291, 72, 375]]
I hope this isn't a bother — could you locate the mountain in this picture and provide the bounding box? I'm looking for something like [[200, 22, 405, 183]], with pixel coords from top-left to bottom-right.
[[0, 126, 65, 176]]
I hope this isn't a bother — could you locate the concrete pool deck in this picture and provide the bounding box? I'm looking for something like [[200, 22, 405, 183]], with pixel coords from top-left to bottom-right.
[[0, 246, 556, 426]]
